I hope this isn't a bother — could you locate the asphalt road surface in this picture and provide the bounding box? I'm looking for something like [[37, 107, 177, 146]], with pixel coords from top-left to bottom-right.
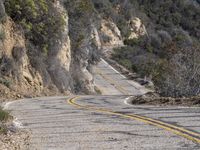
[[4, 59, 200, 150]]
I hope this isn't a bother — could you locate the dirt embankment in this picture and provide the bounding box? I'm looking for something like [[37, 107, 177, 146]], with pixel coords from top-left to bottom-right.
[[0, 128, 30, 150], [0, 107, 30, 150], [130, 93, 200, 107]]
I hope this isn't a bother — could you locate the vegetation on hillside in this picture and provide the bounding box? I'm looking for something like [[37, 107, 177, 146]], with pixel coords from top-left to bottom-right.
[[109, 0, 200, 97], [0, 107, 10, 122], [0, 107, 11, 134], [1, 0, 199, 97], [136, 0, 200, 38], [4, 0, 66, 54]]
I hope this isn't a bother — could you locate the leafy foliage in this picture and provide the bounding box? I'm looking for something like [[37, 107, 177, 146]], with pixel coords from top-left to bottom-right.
[[4, 0, 66, 54], [137, 0, 200, 38], [0, 107, 11, 122], [0, 78, 11, 88], [0, 29, 5, 41], [0, 108, 11, 134]]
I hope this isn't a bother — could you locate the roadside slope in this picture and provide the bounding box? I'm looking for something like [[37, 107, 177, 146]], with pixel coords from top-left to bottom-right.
[[4, 60, 200, 149]]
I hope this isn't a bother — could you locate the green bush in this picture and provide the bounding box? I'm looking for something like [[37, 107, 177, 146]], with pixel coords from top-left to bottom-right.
[[0, 78, 11, 88], [146, 44, 154, 53], [78, 0, 94, 12], [0, 29, 5, 41], [0, 125, 8, 134], [124, 38, 142, 46], [137, 0, 200, 38], [0, 107, 11, 122], [174, 34, 184, 42], [0, 108, 11, 134], [4, 0, 66, 54], [0, 16, 7, 23], [64, 0, 94, 18], [119, 59, 132, 70]]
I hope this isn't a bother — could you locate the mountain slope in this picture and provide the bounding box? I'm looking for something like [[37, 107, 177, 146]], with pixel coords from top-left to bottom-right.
[[0, 0, 199, 99]]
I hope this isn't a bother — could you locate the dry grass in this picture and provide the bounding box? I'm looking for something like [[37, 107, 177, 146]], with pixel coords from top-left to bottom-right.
[[0, 107, 10, 122], [0, 107, 12, 134]]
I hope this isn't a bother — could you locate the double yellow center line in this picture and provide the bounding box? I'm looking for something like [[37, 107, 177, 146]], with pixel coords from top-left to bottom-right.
[[96, 69, 130, 95], [68, 97, 200, 144]]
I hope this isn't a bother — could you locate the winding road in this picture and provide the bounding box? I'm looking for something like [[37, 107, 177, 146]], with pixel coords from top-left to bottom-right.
[[5, 59, 200, 150]]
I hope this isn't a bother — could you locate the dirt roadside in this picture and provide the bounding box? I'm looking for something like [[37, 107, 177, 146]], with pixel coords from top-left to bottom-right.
[[0, 127, 30, 150], [104, 56, 200, 107], [129, 92, 200, 107], [0, 105, 30, 150]]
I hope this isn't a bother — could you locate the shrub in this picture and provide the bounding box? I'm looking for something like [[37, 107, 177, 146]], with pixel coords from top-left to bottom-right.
[[0, 1, 6, 22], [172, 12, 181, 25], [124, 38, 142, 46], [157, 30, 172, 44], [4, 0, 66, 54], [137, 0, 200, 39], [146, 44, 154, 53], [0, 78, 11, 88], [0, 107, 11, 122], [0, 108, 11, 134], [64, 0, 94, 18], [0, 56, 14, 76], [0, 29, 5, 41], [119, 59, 132, 70], [172, 29, 193, 47], [78, 0, 94, 13], [149, 33, 162, 49], [116, 17, 131, 38]]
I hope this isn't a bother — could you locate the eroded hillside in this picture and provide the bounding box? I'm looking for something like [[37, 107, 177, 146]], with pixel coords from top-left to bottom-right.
[[0, 0, 200, 100], [0, 0, 102, 101]]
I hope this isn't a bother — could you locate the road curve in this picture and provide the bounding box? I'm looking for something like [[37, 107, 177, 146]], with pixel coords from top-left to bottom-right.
[[5, 96, 200, 149], [4, 59, 200, 150], [68, 97, 200, 144]]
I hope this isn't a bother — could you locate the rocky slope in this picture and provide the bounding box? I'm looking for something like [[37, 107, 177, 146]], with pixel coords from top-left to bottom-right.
[[0, 0, 136, 100], [0, 0, 102, 100], [0, 0, 199, 99]]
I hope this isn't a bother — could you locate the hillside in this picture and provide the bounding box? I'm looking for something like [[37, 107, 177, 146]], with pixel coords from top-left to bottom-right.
[[0, 0, 200, 148], [93, 0, 200, 97], [0, 0, 200, 100], [0, 0, 102, 101], [117, 0, 200, 97]]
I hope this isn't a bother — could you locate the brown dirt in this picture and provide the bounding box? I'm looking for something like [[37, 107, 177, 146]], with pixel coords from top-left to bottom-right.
[[130, 92, 200, 107], [0, 82, 70, 103], [0, 120, 30, 150], [0, 128, 30, 150]]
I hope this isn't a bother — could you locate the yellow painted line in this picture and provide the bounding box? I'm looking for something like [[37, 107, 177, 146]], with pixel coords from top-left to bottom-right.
[[68, 97, 200, 144], [96, 69, 129, 95]]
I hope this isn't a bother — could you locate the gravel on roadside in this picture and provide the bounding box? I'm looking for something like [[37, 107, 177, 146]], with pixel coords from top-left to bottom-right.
[[0, 124, 30, 150], [130, 92, 200, 107]]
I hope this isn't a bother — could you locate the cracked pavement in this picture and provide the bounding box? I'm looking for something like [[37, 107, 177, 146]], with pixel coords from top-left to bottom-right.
[[5, 60, 200, 150]]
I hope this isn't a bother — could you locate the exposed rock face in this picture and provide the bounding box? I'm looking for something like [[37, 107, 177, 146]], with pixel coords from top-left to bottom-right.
[[47, 1, 72, 93], [0, 1, 73, 99], [70, 22, 102, 94], [0, 19, 45, 98], [128, 17, 147, 39], [100, 19, 123, 48], [72, 24, 101, 94], [0, 0, 103, 98]]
